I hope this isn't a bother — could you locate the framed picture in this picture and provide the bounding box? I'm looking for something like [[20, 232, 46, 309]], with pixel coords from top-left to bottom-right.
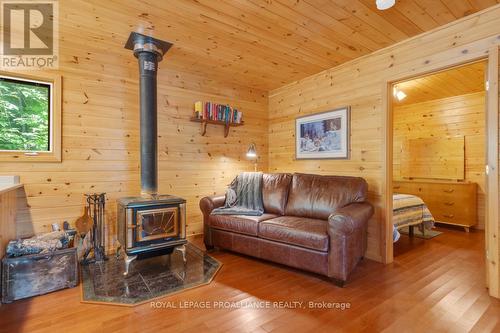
[[295, 106, 350, 160]]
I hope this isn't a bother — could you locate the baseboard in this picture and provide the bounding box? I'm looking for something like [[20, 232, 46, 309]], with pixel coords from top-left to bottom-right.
[[364, 251, 383, 263]]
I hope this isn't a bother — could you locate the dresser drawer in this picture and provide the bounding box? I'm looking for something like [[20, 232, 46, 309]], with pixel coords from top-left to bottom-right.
[[433, 211, 458, 224], [425, 196, 475, 212], [428, 200, 475, 217], [431, 210, 476, 227], [414, 183, 475, 201]]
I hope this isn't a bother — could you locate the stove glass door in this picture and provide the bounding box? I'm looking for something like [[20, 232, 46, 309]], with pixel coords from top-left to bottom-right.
[[136, 207, 178, 242]]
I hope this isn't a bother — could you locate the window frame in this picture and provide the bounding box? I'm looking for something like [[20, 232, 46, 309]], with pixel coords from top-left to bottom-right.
[[0, 71, 61, 162]]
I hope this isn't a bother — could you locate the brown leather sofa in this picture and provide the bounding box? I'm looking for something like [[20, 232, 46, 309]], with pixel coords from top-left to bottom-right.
[[200, 173, 374, 286]]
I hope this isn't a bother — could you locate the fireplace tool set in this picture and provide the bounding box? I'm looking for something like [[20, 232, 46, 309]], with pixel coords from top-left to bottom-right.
[[77, 193, 107, 264]]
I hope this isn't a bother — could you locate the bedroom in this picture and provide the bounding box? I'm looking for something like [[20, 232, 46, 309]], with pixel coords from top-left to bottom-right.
[[390, 61, 487, 254]]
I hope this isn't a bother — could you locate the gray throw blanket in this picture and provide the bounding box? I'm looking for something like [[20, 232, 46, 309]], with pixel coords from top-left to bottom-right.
[[212, 172, 264, 216]]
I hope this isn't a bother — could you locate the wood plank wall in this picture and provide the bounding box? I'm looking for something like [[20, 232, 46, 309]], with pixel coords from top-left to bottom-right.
[[268, 7, 500, 262], [1, 2, 499, 264], [393, 92, 486, 229], [0, 189, 17, 259], [0, 1, 268, 248], [485, 44, 499, 298]]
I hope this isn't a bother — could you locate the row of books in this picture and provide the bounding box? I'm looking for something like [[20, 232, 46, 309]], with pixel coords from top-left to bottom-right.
[[193, 101, 243, 124]]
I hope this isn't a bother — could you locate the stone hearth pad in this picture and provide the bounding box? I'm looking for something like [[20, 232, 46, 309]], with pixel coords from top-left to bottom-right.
[[81, 243, 221, 306]]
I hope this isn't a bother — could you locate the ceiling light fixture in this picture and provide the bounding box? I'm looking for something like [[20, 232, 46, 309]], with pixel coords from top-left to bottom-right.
[[393, 87, 407, 101], [376, 0, 396, 10], [396, 90, 407, 101]]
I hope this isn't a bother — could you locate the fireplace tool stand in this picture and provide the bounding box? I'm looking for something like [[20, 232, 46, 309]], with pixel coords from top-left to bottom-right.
[[81, 193, 107, 264]]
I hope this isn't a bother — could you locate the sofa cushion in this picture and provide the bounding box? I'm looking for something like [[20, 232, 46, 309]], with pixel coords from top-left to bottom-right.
[[262, 173, 292, 215], [285, 173, 368, 220], [258, 216, 329, 252], [209, 213, 278, 236]]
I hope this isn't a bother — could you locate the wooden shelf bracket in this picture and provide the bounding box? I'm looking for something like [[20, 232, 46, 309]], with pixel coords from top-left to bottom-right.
[[190, 117, 244, 138]]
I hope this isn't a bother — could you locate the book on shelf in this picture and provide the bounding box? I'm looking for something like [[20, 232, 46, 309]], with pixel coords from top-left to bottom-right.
[[193, 101, 243, 124], [194, 101, 203, 119]]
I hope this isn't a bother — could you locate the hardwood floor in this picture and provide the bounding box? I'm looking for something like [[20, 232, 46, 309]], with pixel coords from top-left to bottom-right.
[[0, 228, 499, 333]]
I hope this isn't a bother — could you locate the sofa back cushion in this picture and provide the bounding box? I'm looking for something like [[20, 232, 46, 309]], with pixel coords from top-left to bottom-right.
[[284, 173, 368, 220], [262, 173, 292, 215]]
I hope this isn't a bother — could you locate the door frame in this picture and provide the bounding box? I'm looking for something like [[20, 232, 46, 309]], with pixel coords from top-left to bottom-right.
[[382, 46, 499, 298]]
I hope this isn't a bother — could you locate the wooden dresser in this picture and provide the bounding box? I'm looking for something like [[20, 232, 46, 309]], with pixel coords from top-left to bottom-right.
[[393, 180, 477, 232]]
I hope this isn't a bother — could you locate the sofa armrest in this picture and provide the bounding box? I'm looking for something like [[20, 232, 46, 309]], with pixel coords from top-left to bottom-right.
[[199, 194, 226, 217], [200, 195, 225, 248], [327, 202, 374, 282], [328, 202, 374, 236]]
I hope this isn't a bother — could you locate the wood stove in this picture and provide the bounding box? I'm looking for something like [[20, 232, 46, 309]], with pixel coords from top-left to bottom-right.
[[117, 32, 186, 275], [117, 195, 186, 275]]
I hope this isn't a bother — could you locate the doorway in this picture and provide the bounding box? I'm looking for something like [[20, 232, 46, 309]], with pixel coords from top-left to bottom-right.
[[383, 50, 499, 298]]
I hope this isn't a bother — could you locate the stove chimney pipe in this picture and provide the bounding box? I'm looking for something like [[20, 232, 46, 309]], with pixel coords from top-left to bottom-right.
[[125, 32, 173, 196]]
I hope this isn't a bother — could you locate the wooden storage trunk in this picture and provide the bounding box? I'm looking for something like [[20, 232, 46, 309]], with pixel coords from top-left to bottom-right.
[[1, 247, 78, 303]]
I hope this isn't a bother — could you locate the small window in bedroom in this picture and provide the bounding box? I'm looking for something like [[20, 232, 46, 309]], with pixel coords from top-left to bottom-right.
[[0, 72, 61, 162]]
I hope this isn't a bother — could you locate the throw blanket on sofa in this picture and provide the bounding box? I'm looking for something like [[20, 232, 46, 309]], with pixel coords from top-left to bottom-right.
[[212, 172, 264, 216]]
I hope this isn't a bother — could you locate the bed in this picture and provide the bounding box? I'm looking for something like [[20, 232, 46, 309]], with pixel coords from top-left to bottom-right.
[[393, 193, 435, 242]]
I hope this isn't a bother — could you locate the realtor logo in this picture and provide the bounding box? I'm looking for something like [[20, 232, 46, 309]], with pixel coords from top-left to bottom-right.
[[1, 0, 59, 69]]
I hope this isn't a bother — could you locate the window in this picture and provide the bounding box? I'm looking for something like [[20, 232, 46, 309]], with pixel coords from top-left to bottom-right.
[[0, 77, 51, 151], [0, 72, 61, 162]]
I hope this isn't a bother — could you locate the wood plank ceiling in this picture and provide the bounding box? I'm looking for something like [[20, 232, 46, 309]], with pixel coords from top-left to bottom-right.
[[394, 60, 486, 105], [115, 0, 500, 90]]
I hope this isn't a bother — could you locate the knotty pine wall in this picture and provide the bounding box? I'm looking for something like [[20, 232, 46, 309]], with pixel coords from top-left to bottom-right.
[[268, 7, 500, 262], [0, 189, 17, 259], [0, 2, 268, 245], [393, 92, 486, 229]]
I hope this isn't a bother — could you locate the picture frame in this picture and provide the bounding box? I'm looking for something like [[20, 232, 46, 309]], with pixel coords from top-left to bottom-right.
[[295, 106, 350, 160]]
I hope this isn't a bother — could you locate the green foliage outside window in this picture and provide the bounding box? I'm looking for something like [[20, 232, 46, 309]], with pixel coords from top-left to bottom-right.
[[0, 78, 50, 151]]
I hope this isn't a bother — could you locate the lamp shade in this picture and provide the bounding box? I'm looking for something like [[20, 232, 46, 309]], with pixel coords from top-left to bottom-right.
[[376, 0, 395, 10], [246, 143, 257, 159]]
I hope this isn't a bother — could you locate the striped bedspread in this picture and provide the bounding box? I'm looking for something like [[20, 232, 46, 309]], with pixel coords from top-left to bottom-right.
[[393, 193, 435, 242]]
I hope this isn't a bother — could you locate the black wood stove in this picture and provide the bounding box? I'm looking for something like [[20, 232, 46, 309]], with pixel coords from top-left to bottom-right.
[[116, 195, 186, 275], [117, 32, 187, 275]]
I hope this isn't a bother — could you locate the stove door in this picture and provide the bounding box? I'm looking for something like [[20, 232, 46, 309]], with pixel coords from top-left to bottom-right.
[[136, 207, 178, 242]]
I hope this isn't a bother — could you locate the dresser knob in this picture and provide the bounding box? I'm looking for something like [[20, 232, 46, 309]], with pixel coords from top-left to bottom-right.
[[444, 202, 455, 206], [443, 214, 455, 218], [393, 186, 400, 189], [444, 189, 454, 193]]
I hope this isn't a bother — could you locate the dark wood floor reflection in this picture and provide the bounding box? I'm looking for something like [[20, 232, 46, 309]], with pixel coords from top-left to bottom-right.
[[1, 230, 498, 333]]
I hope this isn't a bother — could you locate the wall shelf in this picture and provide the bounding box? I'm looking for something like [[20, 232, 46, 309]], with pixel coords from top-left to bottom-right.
[[190, 117, 244, 137]]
